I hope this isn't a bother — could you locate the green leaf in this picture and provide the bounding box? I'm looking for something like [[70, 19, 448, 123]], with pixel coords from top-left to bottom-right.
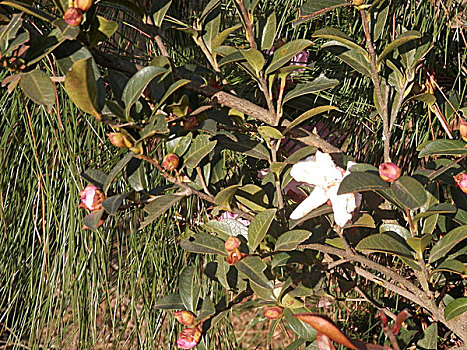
[[414, 203, 456, 222], [89, 15, 118, 47], [127, 161, 147, 192], [154, 293, 184, 310], [416, 323, 437, 350], [313, 27, 367, 56], [378, 30, 422, 63], [276, 230, 312, 251], [203, 14, 220, 53], [429, 226, 467, 263], [380, 223, 410, 240], [418, 139, 467, 157], [214, 184, 241, 209], [179, 266, 199, 313], [294, 0, 350, 26], [204, 219, 248, 240], [82, 209, 105, 231], [166, 134, 193, 157], [20, 70, 55, 111], [391, 176, 427, 210], [406, 234, 432, 254], [200, 0, 220, 21], [197, 297, 216, 320], [103, 152, 134, 194], [240, 48, 264, 76], [64, 58, 102, 119], [265, 39, 312, 75], [212, 24, 242, 51], [0, 1, 54, 22], [102, 193, 130, 214], [155, 79, 190, 110], [122, 66, 167, 119], [283, 106, 337, 134], [81, 169, 107, 188], [152, 0, 171, 27], [337, 172, 388, 195], [283, 308, 316, 341], [248, 209, 276, 252], [184, 134, 217, 169], [261, 12, 276, 51], [216, 134, 270, 160], [180, 233, 228, 255], [284, 146, 317, 164], [432, 259, 466, 276], [235, 256, 272, 289], [235, 184, 268, 212], [140, 194, 183, 229], [444, 298, 467, 321], [282, 76, 339, 104], [356, 233, 415, 260], [322, 41, 372, 77], [258, 126, 284, 140]]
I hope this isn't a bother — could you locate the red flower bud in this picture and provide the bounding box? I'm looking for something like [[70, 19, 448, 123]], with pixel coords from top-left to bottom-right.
[[226, 248, 245, 265], [79, 185, 105, 211], [162, 153, 180, 171], [64, 7, 83, 26], [107, 133, 133, 148], [183, 116, 198, 131], [263, 306, 283, 320], [76, 0, 93, 11], [460, 120, 467, 142], [454, 173, 467, 194], [224, 236, 241, 252], [173, 310, 195, 326], [177, 327, 201, 349], [378, 162, 401, 182]]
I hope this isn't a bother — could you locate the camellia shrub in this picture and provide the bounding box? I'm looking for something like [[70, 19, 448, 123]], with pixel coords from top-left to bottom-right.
[[1, 0, 466, 348]]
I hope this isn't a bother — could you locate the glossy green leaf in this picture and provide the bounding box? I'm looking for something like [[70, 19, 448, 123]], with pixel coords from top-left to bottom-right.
[[155, 79, 190, 110], [313, 27, 367, 56], [265, 39, 312, 75], [283, 308, 316, 341], [429, 225, 467, 263], [248, 209, 276, 252], [140, 194, 183, 229], [418, 139, 467, 157], [235, 256, 272, 289], [180, 233, 228, 256], [82, 209, 105, 231], [204, 219, 248, 240], [416, 323, 437, 350], [103, 152, 134, 194], [197, 296, 216, 320], [154, 293, 184, 310], [203, 14, 220, 53], [406, 234, 432, 254], [81, 169, 107, 188], [261, 12, 276, 51], [235, 184, 268, 212], [294, 0, 350, 26], [184, 134, 217, 168], [258, 126, 283, 140], [322, 41, 372, 77], [444, 298, 467, 321], [166, 134, 193, 156], [212, 24, 242, 51], [20, 70, 55, 111], [214, 184, 241, 209], [432, 259, 466, 276], [102, 193, 130, 214], [152, 0, 171, 27], [283, 76, 339, 104], [414, 203, 456, 222], [284, 146, 317, 164], [380, 223, 410, 240], [378, 30, 422, 63], [0, 1, 54, 22], [200, 0, 220, 21], [276, 230, 312, 251], [283, 106, 337, 134], [216, 134, 270, 160], [64, 58, 102, 119], [179, 266, 199, 312], [240, 48, 264, 75], [127, 161, 147, 192], [89, 15, 118, 47], [391, 176, 427, 210], [338, 172, 388, 195], [356, 233, 415, 259], [122, 66, 167, 119]]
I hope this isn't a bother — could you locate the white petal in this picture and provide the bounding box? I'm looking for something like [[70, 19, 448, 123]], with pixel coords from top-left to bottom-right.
[[290, 186, 328, 220], [290, 151, 342, 186], [327, 185, 355, 227]]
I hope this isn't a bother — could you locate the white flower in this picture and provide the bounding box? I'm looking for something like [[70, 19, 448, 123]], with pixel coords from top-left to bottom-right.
[[289, 151, 361, 227]]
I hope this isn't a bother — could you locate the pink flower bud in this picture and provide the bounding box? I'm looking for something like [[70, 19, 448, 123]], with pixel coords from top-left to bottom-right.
[[173, 311, 195, 326], [76, 0, 93, 11], [64, 7, 83, 26], [460, 120, 467, 142], [226, 248, 245, 265], [263, 306, 283, 320], [454, 173, 467, 194], [162, 153, 180, 171], [378, 163, 401, 182], [224, 236, 241, 252], [177, 327, 201, 349], [79, 185, 105, 211], [107, 133, 133, 148]]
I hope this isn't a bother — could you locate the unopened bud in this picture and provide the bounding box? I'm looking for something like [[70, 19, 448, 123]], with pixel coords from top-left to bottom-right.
[[460, 120, 467, 142], [226, 248, 244, 265], [162, 153, 180, 171], [352, 0, 364, 5], [64, 7, 83, 26], [379, 163, 401, 182], [173, 310, 195, 326], [107, 133, 133, 148], [224, 236, 241, 252], [76, 0, 93, 11], [263, 306, 283, 320], [454, 173, 467, 194]]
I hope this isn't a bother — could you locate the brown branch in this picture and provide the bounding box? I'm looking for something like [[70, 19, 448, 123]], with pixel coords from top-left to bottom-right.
[[235, 0, 256, 49]]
